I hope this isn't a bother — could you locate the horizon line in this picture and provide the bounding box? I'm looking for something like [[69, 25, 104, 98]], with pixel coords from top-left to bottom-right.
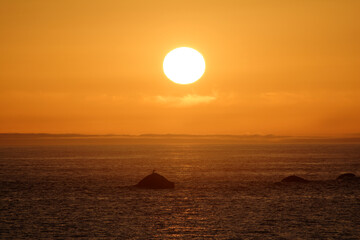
[[1, 132, 360, 139]]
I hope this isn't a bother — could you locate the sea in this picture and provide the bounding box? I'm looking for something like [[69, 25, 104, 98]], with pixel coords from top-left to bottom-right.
[[1, 141, 360, 239]]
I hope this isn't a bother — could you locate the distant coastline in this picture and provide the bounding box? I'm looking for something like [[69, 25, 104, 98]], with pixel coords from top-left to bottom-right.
[[1, 133, 360, 146]]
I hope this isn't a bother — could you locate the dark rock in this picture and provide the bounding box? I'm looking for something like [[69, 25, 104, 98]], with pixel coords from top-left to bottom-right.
[[135, 172, 174, 189], [336, 173, 357, 181], [281, 175, 309, 183]]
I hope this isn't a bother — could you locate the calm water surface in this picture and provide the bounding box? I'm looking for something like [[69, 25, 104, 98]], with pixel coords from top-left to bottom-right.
[[1, 143, 360, 239]]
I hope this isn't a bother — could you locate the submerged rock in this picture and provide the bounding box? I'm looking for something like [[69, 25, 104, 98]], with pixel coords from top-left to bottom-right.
[[337, 173, 357, 181], [135, 171, 174, 189], [281, 175, 309, 183]]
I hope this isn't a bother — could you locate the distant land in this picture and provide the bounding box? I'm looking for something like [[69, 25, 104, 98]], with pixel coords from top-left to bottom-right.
[[1, 133, 360, 145]]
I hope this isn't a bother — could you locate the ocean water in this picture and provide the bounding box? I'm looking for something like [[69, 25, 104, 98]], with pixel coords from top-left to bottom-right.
[[1, 143, 360, 239]]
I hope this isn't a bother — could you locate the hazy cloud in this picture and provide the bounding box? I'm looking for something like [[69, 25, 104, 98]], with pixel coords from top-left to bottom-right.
[[152, 94, 216, 107], [259, 92, 306, 105]]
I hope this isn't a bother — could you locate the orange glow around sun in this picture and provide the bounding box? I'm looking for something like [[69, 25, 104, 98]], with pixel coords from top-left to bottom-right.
[[0, 0, 359, 136]]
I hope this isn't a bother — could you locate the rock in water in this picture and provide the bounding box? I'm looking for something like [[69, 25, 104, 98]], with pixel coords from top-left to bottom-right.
[[337, 173, 357, 181], [281, 175, 309, 183], [135, 172, 174, 189]]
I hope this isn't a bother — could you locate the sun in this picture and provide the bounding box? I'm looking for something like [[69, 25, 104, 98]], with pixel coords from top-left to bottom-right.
[[163, 47, 205, 84]]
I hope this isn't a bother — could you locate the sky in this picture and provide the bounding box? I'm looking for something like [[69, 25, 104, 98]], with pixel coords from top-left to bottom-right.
[[0, 0, 359, 135]]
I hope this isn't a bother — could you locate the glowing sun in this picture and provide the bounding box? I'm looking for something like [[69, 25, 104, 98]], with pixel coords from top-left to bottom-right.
[[163, 47, 205, 84]]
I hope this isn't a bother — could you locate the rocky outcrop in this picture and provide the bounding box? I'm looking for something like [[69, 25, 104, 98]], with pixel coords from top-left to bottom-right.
[[135, 172, 174, 189], [336, 173, 357, 181], [281, 175, 309, 183]]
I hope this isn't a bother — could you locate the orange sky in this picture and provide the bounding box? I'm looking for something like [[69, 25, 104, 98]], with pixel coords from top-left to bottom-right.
[[1, 0, 359, 135]]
